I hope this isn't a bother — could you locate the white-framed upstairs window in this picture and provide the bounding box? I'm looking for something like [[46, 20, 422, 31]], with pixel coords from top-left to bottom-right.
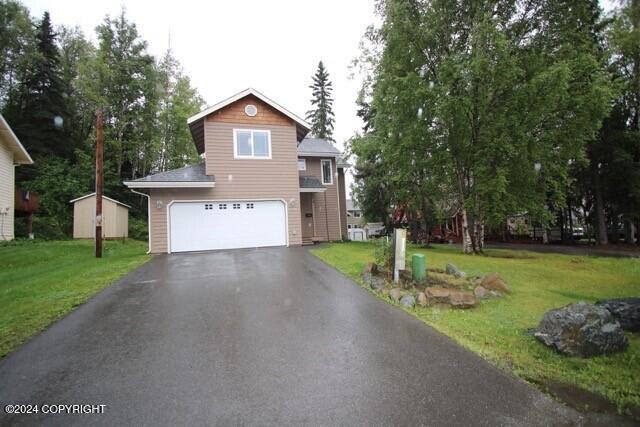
[[297, 158, 306, 171], [321, 159, 333, 185], [233, 129, 272, 159]]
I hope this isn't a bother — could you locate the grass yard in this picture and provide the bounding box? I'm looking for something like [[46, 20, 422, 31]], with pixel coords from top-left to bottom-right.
[[0, 239, 149, 358], [311, 241, 640, 413]]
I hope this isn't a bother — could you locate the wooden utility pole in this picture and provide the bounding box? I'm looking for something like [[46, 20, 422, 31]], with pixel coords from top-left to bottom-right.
[[95, 108, 104, 258]]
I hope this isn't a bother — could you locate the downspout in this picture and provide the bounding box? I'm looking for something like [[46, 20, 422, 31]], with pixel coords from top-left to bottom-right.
[[335, 162, 343, 241], [324, 191, 330, 241], [129, 188, 152, 254]]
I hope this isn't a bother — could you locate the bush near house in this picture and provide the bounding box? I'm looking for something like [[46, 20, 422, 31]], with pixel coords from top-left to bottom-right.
[[0, 239, 149, 357], [311, 241, 640, 413]]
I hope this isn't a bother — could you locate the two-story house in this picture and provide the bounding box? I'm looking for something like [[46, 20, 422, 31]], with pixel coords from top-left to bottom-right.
[[124, 88, 348, 253]]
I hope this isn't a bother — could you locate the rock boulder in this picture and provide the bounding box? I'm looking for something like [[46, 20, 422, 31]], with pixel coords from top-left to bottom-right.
[[389, 288, 402, 302], [400, 295, 416, 308], [445, 263, 466, 279], [417, 292, 428, 307], [424, 287, 476, 308], [480, 273, 510, 293], [596, 298, 640, 332], [370, 276, 386, 291], [534, 302, 628, 357], [362, 262, 378, 284]]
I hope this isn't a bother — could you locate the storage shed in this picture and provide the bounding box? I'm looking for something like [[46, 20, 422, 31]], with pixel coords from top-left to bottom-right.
[[70, 193, 130, 239]]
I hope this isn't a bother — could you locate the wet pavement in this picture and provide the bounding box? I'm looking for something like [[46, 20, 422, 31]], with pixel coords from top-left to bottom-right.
[[0, 247, 588, 425]]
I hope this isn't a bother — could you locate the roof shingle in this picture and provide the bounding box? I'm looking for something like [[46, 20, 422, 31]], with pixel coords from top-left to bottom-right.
[[131, 163, 214, 182]]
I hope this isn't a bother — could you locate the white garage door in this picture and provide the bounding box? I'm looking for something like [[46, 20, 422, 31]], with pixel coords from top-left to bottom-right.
[[169, 200, 287, 253]]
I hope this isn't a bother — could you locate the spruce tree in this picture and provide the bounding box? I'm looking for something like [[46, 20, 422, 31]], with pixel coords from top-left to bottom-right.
[[306, 61, 335, 142], [10, 11, 69, 164]]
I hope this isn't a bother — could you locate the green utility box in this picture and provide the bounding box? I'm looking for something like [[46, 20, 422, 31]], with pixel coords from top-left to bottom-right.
[[412, 253, 426, 281]]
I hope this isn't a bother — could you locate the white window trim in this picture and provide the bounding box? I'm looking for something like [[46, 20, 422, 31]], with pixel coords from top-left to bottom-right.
[[297, 158, 306, 171], [233, 129, 272, 159], [321, 159, 333, 185]]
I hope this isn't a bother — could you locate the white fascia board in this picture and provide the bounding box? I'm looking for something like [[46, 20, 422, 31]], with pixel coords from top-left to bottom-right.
[[0, 114, 33, 164], [296, 152, 341, 158], [299, 188, 327, 193], [123, 181, 216, 189]]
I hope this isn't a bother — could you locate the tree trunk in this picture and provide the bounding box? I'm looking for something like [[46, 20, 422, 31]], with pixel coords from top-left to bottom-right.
[[623, 218, 634, 245], [461, 207, 473, 254], [567, 200, 575, 244], [594, 173, 608, 245]]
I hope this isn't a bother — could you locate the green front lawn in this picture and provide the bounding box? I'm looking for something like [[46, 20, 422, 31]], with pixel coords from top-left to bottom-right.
[[0, 239, 149, 357], [312, 242, 640, 412]]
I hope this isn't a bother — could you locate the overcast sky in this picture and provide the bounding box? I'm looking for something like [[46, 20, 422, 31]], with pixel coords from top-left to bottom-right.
[[23, 0, 376, 154], [23, 0, 617, 195]]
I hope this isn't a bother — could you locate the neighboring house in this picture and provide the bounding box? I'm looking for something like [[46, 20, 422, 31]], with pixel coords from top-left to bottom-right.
[[124, 88, 348, 253], [0, 114, 33, 241], [70, 193, 130, 239], [346, 199, 364, 229]]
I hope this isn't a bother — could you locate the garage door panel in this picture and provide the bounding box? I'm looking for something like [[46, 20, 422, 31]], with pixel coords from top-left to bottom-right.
[[169, 200, 286, 253]]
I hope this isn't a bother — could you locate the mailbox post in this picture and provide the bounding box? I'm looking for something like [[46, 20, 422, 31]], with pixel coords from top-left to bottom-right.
[[392, 228, 406, 283]]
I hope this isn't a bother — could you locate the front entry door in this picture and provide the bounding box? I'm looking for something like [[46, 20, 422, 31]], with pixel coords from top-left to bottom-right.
[[300, 193, 315, 239]]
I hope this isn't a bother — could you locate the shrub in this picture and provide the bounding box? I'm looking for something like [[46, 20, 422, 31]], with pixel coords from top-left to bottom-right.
[[128, 217, 148, 241], [373, 237, 393, 272]]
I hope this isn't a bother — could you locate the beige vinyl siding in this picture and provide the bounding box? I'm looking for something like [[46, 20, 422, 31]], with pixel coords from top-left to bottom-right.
[[147, 112, 302, 253], [0, 141, 14, 240], [72, 195, 129, 239], [300, 157, 341, 241]]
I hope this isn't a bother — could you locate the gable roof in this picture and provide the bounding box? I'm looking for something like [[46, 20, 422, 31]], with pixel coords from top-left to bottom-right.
[[69, 193, 131, 209], [123, 163, 216, 188], [0, 114, 33, 165], [297, 137, 341, 156], [346, 199, 360, 211]]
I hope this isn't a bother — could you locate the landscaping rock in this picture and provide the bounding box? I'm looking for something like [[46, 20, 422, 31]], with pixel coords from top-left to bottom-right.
[[534, 302, 628, 357], [362, 262, 378, 283], [445, 263, 466, 278], [480, 273, 510, 293], [448, 290, 476, 309], [389, 288, 402, 302], [400, 295, 416, 308], [596, 298, 640, 332], [425, 286, 451, 305], [369, 276, 386, 291], [417, 292, 428, 307], [424, 287, 476, 308], [473, 286, 488, 299]]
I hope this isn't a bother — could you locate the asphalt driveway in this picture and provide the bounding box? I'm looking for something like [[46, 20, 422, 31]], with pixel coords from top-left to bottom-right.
[[0, 247, 585, 426]]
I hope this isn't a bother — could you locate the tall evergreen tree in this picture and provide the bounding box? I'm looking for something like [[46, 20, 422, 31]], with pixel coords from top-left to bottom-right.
[[6, 11, 69, 166], [0, 0, 36, 109], [306, 61, 335, 141]]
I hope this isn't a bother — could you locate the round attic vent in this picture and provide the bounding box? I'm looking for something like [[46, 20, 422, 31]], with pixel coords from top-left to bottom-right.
[[244, 104, 257, 117]]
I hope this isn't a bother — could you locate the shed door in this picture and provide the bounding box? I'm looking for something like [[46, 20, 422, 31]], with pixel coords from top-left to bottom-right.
[[169, 200, 287, 253]]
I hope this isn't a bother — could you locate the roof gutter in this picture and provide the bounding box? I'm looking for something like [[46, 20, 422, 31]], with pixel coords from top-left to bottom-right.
[[296, 152, 341, 158], [123, 181, 216, 189]]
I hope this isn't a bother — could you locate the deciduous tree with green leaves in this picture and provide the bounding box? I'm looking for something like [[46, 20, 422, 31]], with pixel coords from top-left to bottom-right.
[[354, 0, 613, 253]]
